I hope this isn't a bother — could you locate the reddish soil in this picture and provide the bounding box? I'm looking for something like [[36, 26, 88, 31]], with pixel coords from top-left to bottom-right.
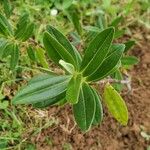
[[32, 29, 150, 150]]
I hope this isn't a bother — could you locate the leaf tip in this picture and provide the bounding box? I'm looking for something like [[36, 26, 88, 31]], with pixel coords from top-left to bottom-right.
[[108, 27, 115, 33]]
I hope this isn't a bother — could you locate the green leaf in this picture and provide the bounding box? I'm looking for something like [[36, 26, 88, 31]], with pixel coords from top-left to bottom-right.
[[16, 13, 29, 26], [109, 60, 121, 75], [81, 27, 114, 77], [69, 32, 81, 47], [102, 0, 111, 8], [21, 23, 35, 41], [121, 56, 139, 66], [72, 46, 82, 67], [0, 139, 8, 149], [10, 44, 19, 70], [46, 25, 77, 58], [124, 40, 136, 52], [84, 25, 101, 45], [0, 13, 13, 36], [109, 16, 123, 28], [57, 98, 67, 106], [84, 26, 101, 33], [85, 31, 98, 45], [27, 46, 37, 62], [0, 101, 9, 109], [36, 47, 49, 69], [106, 43, 120, 55], [87, 44, 125, 82], [104, 83, 128, 125], [15, 13, 29, 40], [62, 0, 73, 9], [54, 0, 73, 9], [1, 42, 13, 58], [0, 22, 7, 36], [12, 75, 71, 105], [33, 92, 66, 108], [114, 29, 125, 39], [3, 0, 12, 18], [43, 32, 76, 67], [66, 74, 82, 104], [46, 25, 81, 69], [73, 83, 96, 131], [0, 39, 8, 59], [96, 14, 106, 30], [43, 32, 60, 65], [124, 0, 134, 15], [28, 74, 56, 84], [66, 6, 82, 36], [91, 88, 103, 126], [59, 60, 75, 74], [0, 93, 5, 100]]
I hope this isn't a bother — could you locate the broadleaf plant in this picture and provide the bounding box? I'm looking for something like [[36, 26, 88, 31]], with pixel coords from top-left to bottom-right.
[[0, 13, 35, 70], [12, 25, 129, 132]]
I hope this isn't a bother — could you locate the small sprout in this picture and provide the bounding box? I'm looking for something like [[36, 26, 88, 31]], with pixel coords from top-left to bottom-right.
[[12, 26, 132, 132]]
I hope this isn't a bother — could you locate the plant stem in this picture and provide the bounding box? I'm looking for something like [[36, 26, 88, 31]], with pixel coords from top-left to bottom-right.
[[98, 78, 131, 84], [97, 76, 132, 92]]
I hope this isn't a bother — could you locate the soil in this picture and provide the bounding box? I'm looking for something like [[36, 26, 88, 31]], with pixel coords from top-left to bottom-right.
[[22, 28, 150, 150]]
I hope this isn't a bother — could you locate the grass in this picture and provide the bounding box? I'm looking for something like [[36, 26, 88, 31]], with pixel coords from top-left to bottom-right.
[[0, 103, 59, 149]]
